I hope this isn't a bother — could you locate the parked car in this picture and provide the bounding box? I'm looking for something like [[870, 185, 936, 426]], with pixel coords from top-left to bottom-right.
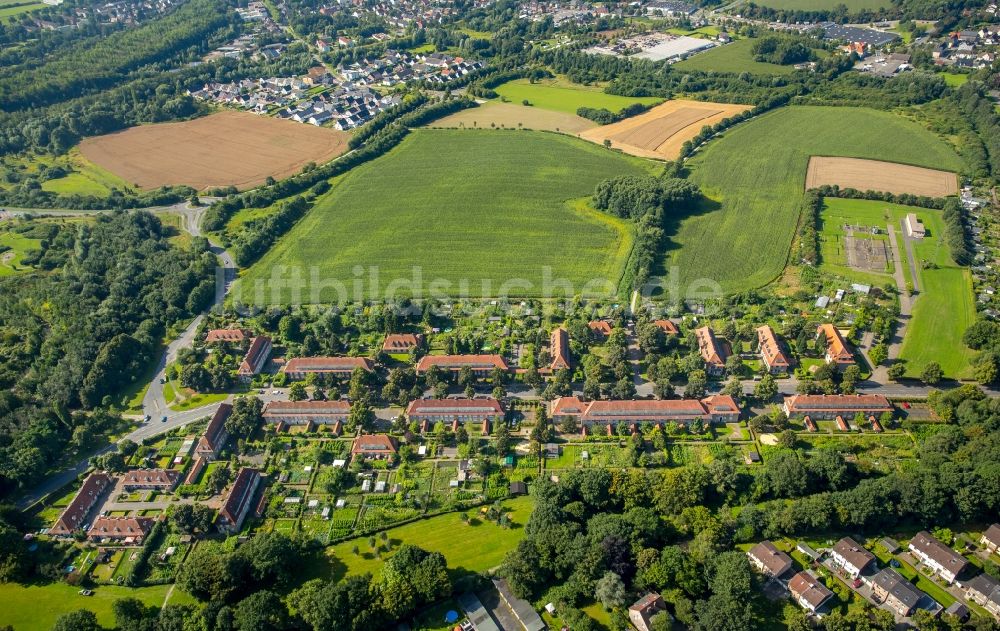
[[160, 416, 168, 423], [78, 589, 93, 596]]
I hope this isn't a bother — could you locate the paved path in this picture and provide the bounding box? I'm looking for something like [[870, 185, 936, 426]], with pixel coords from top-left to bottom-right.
[[880, 223, 913, 382]]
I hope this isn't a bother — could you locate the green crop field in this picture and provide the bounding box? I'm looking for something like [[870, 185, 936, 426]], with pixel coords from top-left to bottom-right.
[[818, 198, 976, 378], [665, 106, 963, 295], [673, 38, 799, 75], [325, 495, 534, 581], [748, 0, 889, 11], [493, 78, 663, 114], [236, 130, 656, 304]]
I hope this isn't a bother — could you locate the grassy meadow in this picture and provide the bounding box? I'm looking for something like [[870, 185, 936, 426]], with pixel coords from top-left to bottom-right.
[[818, 198, 976, 378], [673, 38, 799, 75], [237, 130, 656, 304], [666, 106, 963, 295], [0, 230, 41, 276], [493, 77, 663, 114]]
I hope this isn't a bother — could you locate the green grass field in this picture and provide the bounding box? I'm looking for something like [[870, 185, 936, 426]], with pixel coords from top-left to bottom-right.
[[941, 72, 969, 87], [0, 0, 44, 18], [236, 130, 655, 304], [747, 0, 889, 10], [493, 78, 662, 114], [0, 231, 41, 276], [674, 38, 798, 75], [668, 106, 963, 294], [33, 149, 130, 197], [0, 582, 190, 631], [325, 495, 534, 581], [818, 198, 975, 378]]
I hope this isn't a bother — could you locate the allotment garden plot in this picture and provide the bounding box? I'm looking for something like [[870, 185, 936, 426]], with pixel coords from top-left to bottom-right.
[[237, 129, 656, 304], [79, 110, 350, 190]]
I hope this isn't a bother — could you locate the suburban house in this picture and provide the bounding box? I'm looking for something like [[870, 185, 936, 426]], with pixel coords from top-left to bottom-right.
[[415, 354, 508, 376], [406, 397, 504, 429], [652, 319, 679, 336], [965, 574, 1000, 619], [382, 333, 423, 354], [980, 523, 1000, 554], [870, 568, 924, 617], [789, 571, 834, 613], [829, 537, 877, 579], [87, 515, 155, 544], [628, 593, 669, 631], [282, 356, 374, 379], [121, 469, 180, 492], [907, 531, 969, 584], [549, 395, 740, 429], [747, 540, 794, 578], [262, 400, 350, 425], [49, 472, 114, 536], [237, 336, 272, 381], [351, 434, 398, 460], [217, 467, 262, 534], [817, 324, 854, 370], [905, 213, 926, 239], [549, 327, 570, 371], [195, 403, 232, 460], [694, 326, 728, 376], [757, 325, 791, 374], [782, 394, 892, 420], [204, 328, 251, 344], [588, 320, 613, 339]]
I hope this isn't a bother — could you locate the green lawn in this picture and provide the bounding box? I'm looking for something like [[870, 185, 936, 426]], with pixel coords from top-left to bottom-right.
[[493, 78, 662, 114], [748, 0, 889, 10], [941, 72, 969, 87], [0, 582, 187, 631], [236, 130, 655, 304], [0, 231, 42, 276], [0, 1, 44, 18], [169, 392, 229, 412], [674, 38, 798, 75], [39, 149, 131, 197], [817, 198, 975, 378], [668, 106, 963, 294], [325, 495, 534, 581]]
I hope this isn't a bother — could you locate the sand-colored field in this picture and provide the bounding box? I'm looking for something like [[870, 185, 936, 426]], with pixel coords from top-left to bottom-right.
[[431, 102, 597, 133], [579, 99, 753, 159], [79, 111, 350, 190], [805, 157, 958, 197]]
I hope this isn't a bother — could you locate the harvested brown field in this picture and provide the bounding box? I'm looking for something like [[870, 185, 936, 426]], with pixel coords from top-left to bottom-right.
[[579, 99, 752, 159], [805, 156, 958, 197], [79, 111, 350, 190], [430, 102, 597, 133]]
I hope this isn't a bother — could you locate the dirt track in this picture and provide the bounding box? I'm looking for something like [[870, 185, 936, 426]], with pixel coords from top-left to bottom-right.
[[79, 110, 350, 190], [578, 99, 753, 159], [805, 156, 958, 197]]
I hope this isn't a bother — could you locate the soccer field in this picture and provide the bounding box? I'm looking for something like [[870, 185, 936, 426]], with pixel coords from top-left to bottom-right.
[[666, 106, 963, 295], [236, 130, 655, 304]]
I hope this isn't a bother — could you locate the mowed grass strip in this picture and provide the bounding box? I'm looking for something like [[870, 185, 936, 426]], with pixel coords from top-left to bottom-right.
[[237, 130, 654, 303], [670, 106, 963, 293], [0, 582, 182, 631], [673, 38, 799, 75], [494, 78, 663, 114], [325, 496, 535, 581]]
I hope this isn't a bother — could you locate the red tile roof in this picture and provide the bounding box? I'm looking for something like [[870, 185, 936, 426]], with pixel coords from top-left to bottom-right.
[[50, 472, 113, 535], [748, 540, 794, 577], [757, 325, 791, 368], [784, 394, 892, 414], [283, 356, 374, 373], [653, 320, 679, 335], [789, 571, 834, 610], [550, 396, 740, 423], [351, 434, 398, 455], [415, 354, 508, 372], [197, 403, 232, 455], [550, 396, 588, 416], [205, 328, 251, 344], [219, 467, 260, 530], [88, 516, 154, 541], [382, 333, 423, 352], [550, 327, 570, 371], [818, 324, 854, 365], [122, 469, 179, 488], [238, 336, 272, 375], [263, 400, 350, 416], [406, 397, 504, 418], [588, 320, 613, 337], [695, 326, 727, 367]]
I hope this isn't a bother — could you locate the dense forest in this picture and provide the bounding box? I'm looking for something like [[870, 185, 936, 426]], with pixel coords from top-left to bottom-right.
[[0, 212, 216, 497]]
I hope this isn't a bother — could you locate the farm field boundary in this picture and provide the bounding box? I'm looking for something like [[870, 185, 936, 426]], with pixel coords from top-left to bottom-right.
[[79, 110, 350, 191], [805, 156, 958, 197], [579, 99, 753, 160]]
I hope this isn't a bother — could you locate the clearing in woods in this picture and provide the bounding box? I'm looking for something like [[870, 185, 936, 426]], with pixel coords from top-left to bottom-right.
[[805, 157, 958, 197], [79, 111, 350, 190], [430, 101, 597, 133], [493, 77, 663, 114], [579, 99, 753, 160], [663, 106, 963, 294], [236, 130, 657, 304]]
